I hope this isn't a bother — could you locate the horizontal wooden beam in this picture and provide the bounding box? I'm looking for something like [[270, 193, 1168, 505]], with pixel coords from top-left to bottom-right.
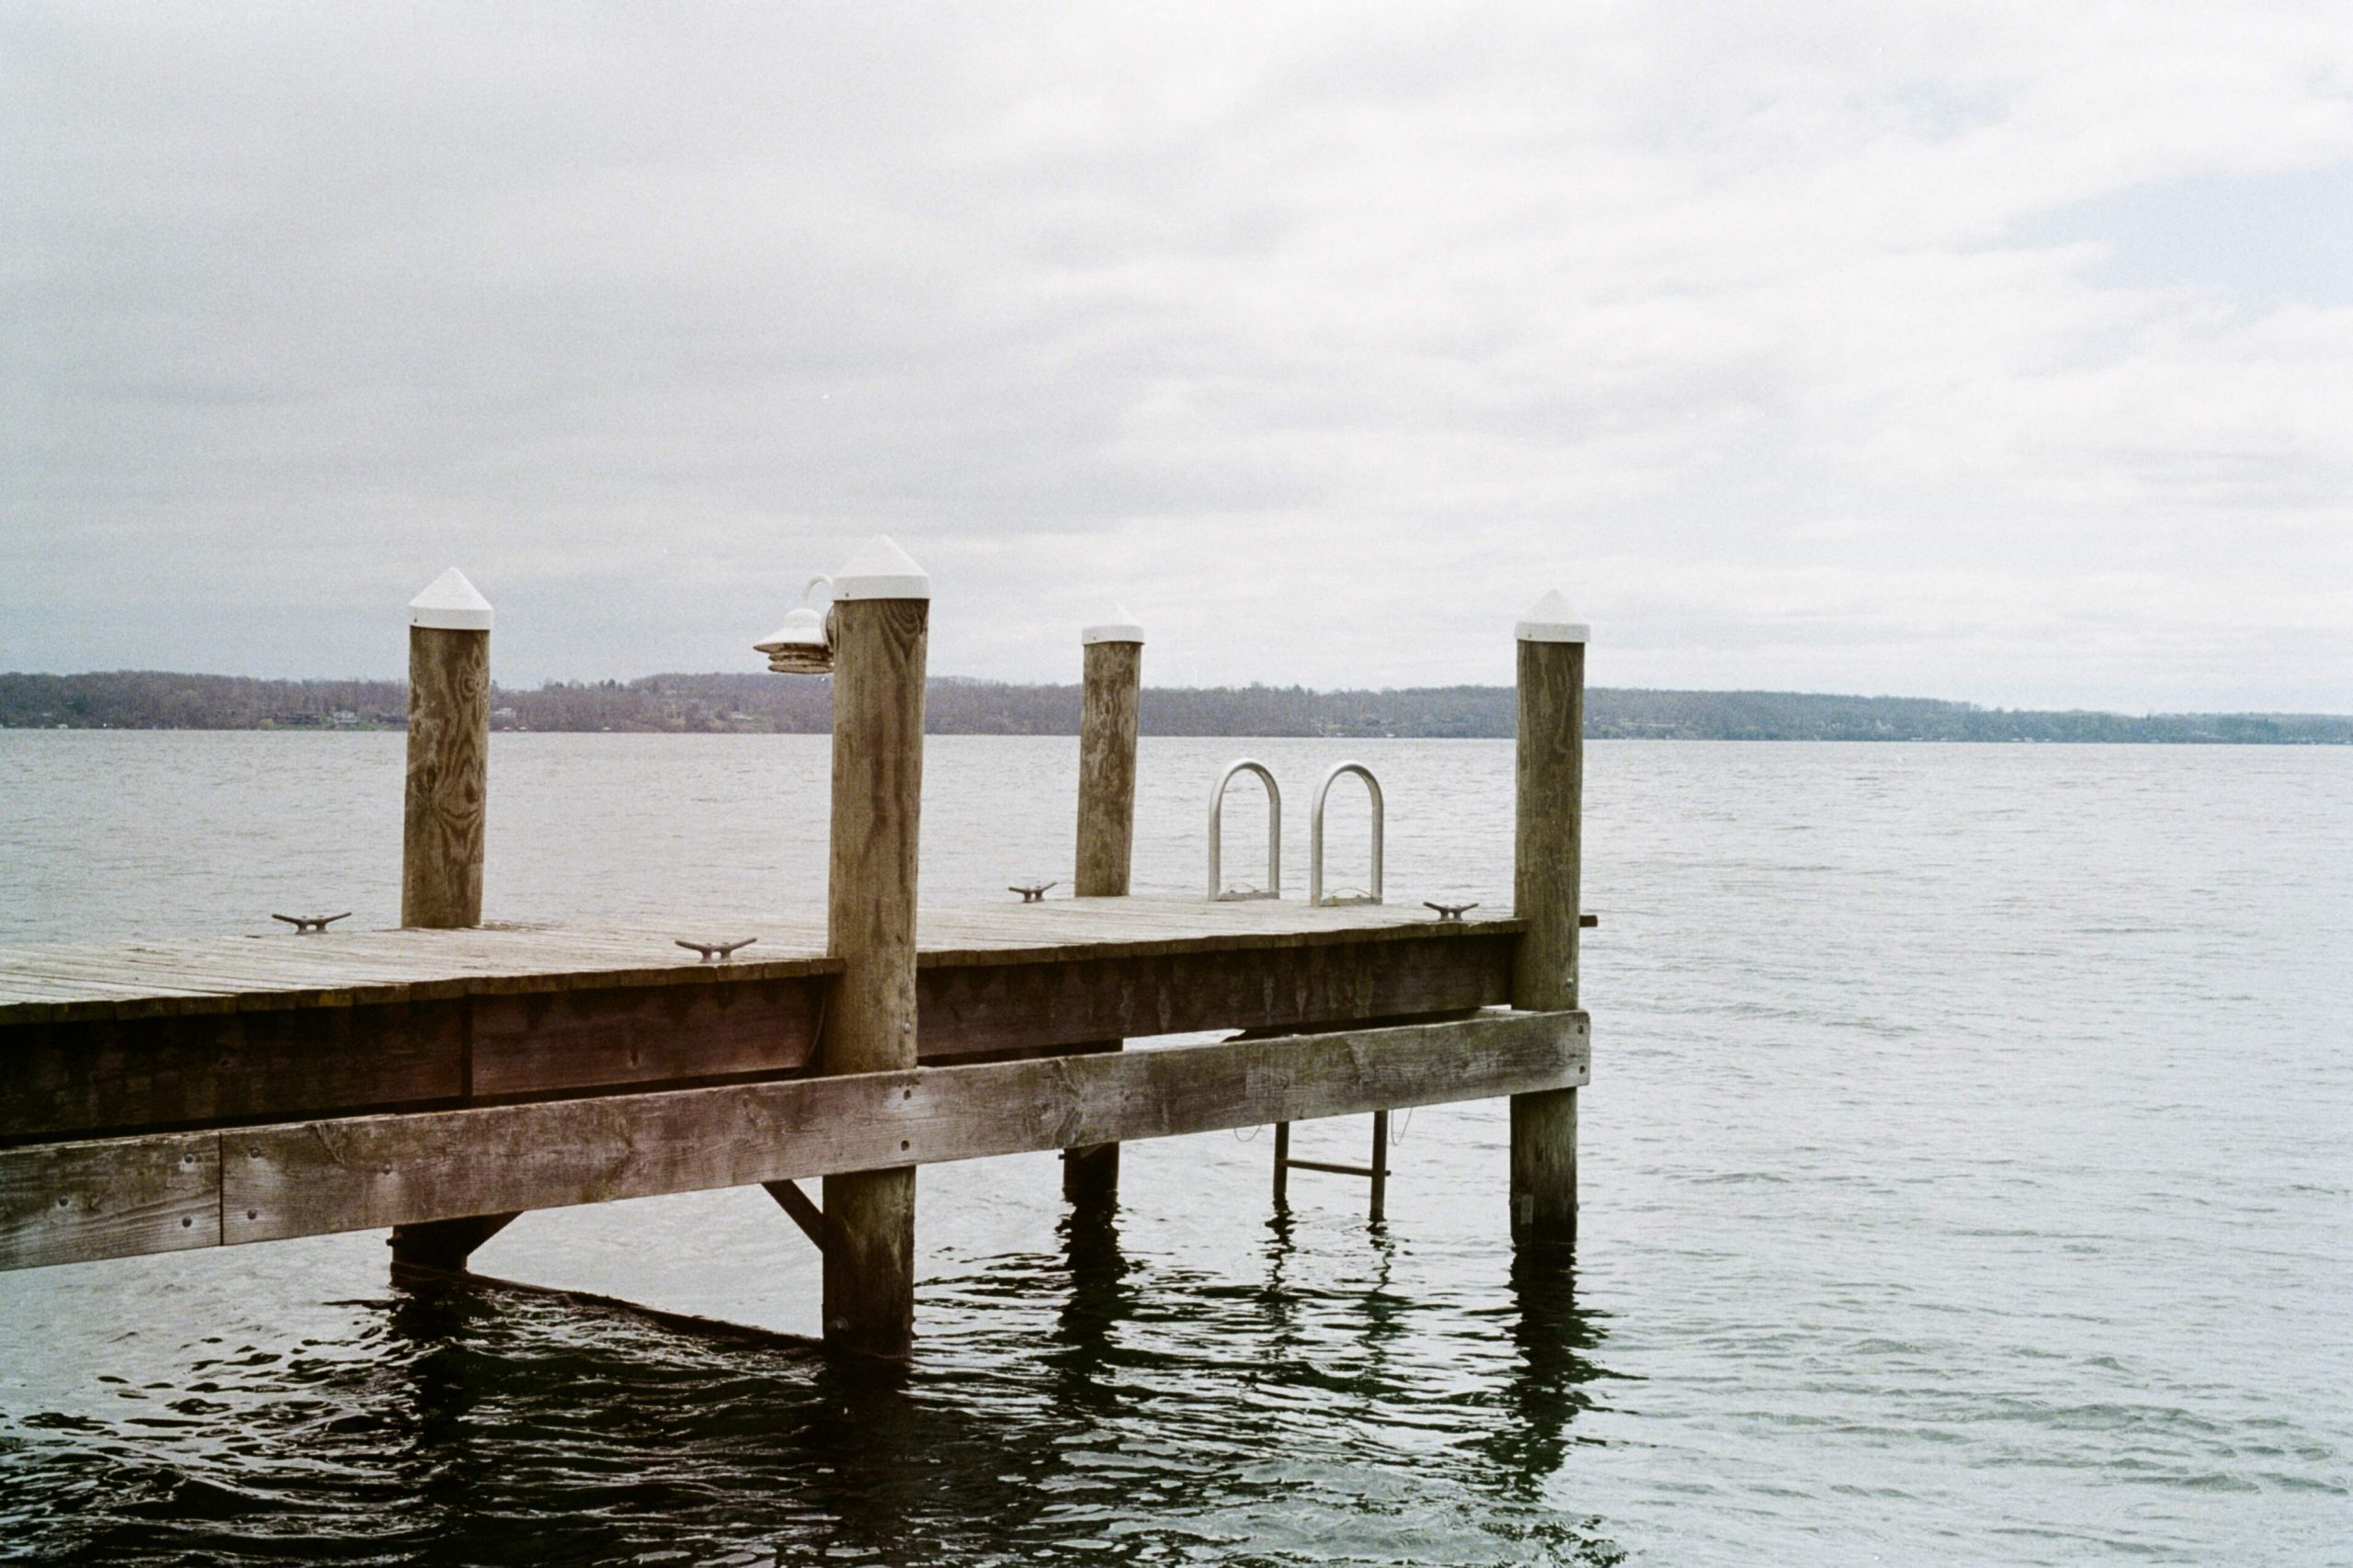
[[0, 1010, 1586, 1270], [0, 1131, 218, 1269]]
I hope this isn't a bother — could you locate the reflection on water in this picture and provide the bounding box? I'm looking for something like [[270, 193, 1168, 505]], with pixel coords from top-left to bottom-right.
[[1, 1200, 1615, 1566]]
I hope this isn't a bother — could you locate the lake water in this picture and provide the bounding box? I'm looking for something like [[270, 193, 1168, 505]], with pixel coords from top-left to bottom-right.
[[0, 733, 2347, 1564]]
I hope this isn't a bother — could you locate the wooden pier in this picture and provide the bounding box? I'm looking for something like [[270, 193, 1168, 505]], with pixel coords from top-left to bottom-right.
[[0, 543, 1592, 1361]]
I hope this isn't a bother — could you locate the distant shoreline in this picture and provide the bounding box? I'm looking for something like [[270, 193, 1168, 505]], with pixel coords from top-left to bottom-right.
[[4, 670, 2347, 744]]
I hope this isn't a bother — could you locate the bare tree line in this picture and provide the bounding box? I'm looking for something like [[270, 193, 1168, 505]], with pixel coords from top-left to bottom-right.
[[3, 670, 2346, 744]]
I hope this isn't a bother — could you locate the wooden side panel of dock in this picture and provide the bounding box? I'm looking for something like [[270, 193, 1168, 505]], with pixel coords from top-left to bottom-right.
[[915, 930, 1513, 1060], [0, 1000, 467, 1142], [469, 978, 824, 1098], [0, 906, 1520, 1143]]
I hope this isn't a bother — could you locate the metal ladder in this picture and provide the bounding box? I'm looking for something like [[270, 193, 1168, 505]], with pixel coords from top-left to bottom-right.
[[1273, 1112, 1392, 1223], [1290, 761, 1391, 1217]]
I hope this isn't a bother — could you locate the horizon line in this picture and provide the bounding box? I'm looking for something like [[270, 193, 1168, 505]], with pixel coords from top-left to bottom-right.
[[3, 667, 2347, 722]]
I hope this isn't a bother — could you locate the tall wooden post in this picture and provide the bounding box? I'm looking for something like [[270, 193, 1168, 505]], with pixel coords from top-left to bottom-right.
[[400, 569, 492, 928], [391, 569, 501, 1273], [821, 537, 930, 1359], [1063, 606, 1143, 1203], [1510, 589, 1586, 1251]]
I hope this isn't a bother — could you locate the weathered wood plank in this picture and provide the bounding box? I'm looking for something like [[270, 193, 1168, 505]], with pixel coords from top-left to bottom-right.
[[913, 904, 1523, 968], [0, 999, 465, 1142], [0, 931, 839, 1027], [915, 931, 1515, 1059], [216, 1010, 1586, 1247], [0, 901, 1512, 1027], [469, 973, 825, 1097], [0, 1131, 219, 1269]]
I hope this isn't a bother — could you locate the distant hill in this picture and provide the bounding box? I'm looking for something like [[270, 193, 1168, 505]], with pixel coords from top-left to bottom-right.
[[1, 669, 2346, 743]]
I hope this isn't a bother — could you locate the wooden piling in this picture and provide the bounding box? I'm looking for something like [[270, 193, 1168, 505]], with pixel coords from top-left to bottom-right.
[[400, 569, 492, 929], [1074, 613, 1143, 897], [1064, 609, 1143, 1203], [820, 538, 930, 1359], [1509, 590, 1586, 1250], [391, 568, 498, 1271]]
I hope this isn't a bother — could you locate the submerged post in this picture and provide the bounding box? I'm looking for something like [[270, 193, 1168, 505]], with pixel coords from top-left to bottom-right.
[[822, 537, 930, 1359], [1064, 605, 1144, 1203], [401, 569, 492, 928], [1510, 588, 1586, 1251]]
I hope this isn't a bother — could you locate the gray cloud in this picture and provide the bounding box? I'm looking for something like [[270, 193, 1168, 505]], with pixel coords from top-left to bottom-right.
[[5, 1, 2349, 710]]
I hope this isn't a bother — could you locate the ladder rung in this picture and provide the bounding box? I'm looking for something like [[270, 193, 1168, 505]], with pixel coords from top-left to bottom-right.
[[1279, 1157, 1386, 1179]]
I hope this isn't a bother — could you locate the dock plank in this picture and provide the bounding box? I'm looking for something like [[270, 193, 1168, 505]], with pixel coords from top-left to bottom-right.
[[0, 899, 1513, 1024]]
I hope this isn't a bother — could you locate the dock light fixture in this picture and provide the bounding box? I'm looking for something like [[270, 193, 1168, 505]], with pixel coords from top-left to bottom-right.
[[758, 538, 936, 675], [756, 576, 838, 674]]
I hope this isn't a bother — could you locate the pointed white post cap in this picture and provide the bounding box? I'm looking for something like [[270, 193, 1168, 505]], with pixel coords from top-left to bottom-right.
[[1081, 600, 1145, 645], [833, 535, 931, 600], [409, 568, 494, 631], [1516, 588, 1587, 643]]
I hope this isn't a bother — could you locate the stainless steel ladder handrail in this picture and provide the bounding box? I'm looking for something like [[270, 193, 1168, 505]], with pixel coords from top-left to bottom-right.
[[1206, 758, 1281, 901], [1308, 761, 1383, 906]]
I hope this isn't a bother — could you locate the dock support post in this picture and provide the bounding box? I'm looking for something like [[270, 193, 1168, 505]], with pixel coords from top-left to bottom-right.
[[391, 569, 501, 1272], [821, 538, 930, 1360], [1510, 590, 1587, 1252], [1064, 606, 1143, 1205]]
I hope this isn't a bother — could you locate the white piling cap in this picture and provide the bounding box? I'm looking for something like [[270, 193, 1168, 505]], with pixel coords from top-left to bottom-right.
[[1515, 588, 1588, 643], [1081, 601, 1145, 645], [409, 568, 494, 631], [833, 535, 931, 600]]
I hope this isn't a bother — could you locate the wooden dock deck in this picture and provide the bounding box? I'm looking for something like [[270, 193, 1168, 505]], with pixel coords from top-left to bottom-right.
[[1, 543, 1594, 1363], [0, 900, 1585, 1273], [0, 900, 1529, 1137]]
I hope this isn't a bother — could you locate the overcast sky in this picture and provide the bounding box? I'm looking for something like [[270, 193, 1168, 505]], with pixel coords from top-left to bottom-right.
[[4, 4, 2348, 710]]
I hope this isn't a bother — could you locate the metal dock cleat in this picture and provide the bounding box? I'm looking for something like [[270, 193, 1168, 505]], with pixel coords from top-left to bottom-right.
[[270, 912, 351, 935], [675, 937, 758, 962], [1423, 901, 1479, 922], [1009, 881, 1056, 903]]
